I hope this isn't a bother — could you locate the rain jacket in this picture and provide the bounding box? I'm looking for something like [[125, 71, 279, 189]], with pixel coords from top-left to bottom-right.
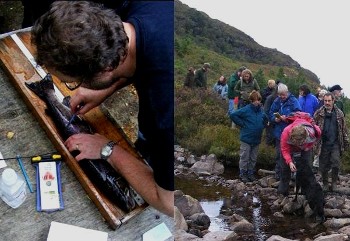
[[280, 119, 321, 165]]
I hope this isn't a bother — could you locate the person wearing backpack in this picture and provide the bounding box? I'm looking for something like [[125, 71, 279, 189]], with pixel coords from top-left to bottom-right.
[[227, 66, 246, 114], [279, 119, 324, 222], [227, 66, 246, 128], [278, 112, 320, 193], [234, 69, 260, 109]]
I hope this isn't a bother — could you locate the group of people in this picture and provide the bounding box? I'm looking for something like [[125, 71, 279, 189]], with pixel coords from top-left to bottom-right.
[[184, 63, 211, 89], [225, 65, 349, 216]]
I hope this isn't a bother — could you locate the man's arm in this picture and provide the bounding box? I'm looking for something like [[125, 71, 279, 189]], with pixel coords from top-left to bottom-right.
[[107, 144, 174, 217], [280, 127, 293, 165]]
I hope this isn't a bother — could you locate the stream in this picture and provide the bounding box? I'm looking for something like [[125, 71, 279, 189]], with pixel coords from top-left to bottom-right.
[[175, 166, 326, 240]]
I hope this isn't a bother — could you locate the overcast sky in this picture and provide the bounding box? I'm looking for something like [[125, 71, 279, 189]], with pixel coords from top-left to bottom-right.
[[179, 0, 350, 97]]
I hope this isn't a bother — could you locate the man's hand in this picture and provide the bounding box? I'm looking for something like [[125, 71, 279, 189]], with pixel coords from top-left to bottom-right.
[[289, 162, 297, 172], [70, 85, 118, 114], [64, 133, 110, 161]]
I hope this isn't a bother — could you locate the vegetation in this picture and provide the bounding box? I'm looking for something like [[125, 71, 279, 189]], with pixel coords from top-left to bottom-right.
[[174, 0, 350, 172]]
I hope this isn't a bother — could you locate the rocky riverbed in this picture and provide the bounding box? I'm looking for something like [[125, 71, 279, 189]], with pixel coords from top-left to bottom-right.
[[174, 145, 350, 241]]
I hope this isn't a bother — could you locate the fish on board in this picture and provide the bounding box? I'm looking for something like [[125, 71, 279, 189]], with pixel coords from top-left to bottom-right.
[[25, 74, 136, 212]]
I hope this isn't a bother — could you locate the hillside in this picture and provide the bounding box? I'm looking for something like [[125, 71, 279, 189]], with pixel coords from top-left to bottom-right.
[[175, 0, 320, 85]]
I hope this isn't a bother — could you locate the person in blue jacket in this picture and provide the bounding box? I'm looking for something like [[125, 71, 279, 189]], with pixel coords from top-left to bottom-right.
[[298, 84, 319, 117], [230, 91, 268, 183], [268, 83, 301, 181]]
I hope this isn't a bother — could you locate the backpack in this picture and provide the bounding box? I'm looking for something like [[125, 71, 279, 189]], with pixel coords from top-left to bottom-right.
[[286, 111, 314, 124], [286, 111, 320, 138]]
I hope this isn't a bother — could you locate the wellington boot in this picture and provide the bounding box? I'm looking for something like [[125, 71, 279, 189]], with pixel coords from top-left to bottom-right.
[[239, 169, 249, 183], [247, 170, 256, 182], [331, 168, 339, 191], [322, 172, 329, 192]]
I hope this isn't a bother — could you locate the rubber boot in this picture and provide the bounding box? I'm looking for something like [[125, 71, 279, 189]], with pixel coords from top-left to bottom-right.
[[239, 169, 249, 183], [247, 170, 256, 182], [277, 168, 291, 197], [331, 168, 339, 191], [322, 171, 329, 192]]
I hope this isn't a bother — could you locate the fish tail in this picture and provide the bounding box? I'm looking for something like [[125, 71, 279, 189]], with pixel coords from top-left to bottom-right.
[[25, 73, 55, 100]]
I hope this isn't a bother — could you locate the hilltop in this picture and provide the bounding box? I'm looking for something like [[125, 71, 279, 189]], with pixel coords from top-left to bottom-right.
[[175, 0, 320, 90]]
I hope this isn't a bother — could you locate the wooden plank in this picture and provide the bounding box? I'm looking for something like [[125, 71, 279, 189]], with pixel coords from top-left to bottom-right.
[[0, 31, 147, 230]]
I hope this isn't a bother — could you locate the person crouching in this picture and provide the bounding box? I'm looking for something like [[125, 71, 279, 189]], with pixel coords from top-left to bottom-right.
[[279, 117, 321, 196], [230, 91, 268, 182]]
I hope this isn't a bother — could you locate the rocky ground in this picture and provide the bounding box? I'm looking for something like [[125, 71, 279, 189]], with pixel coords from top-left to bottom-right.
[[174, 145, 350, 241]]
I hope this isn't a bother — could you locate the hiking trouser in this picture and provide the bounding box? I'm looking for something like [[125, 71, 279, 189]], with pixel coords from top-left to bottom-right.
[[319, 143, 340, 173], [239, 141, 259, 171], [274, 139, 282, 179], [277, 150, 312, 196]]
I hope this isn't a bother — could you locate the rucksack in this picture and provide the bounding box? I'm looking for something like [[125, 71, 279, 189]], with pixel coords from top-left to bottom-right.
[[286, 111, 315, 124], [286, 111, 321, 138]]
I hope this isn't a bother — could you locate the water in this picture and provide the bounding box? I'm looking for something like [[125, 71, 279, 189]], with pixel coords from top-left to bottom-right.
[[175, 166, 326, 240], [200, 200, 229, 232]]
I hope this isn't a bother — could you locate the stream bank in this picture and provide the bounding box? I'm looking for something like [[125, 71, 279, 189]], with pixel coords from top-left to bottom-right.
[[175, 145, 350, 241]]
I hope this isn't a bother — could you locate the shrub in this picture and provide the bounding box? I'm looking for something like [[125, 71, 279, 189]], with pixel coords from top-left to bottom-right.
[[175, 86, 277, 168]]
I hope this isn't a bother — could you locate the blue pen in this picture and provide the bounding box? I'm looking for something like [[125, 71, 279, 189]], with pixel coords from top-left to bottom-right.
[[16, 155, 34, 193], [66, 113, 77, 128], [66, 104, 84, 128]]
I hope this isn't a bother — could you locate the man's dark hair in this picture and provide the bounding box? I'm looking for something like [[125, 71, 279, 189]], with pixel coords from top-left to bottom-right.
[[299, 84, 311, 95], [324, 92, 335, 100], [31, 1, 129, 82]]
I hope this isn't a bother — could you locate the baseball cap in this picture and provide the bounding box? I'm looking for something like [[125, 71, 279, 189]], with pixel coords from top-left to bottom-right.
[[329, 85, 342, 92]]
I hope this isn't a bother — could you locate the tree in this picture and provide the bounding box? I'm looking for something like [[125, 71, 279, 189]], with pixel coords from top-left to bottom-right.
[[254, 68, 266, 88]]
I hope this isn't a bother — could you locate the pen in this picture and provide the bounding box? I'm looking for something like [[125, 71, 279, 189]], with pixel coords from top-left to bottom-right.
[[66, 113, 77, 128], [16, 155, 34, 193], [66, 104, 84, 128]]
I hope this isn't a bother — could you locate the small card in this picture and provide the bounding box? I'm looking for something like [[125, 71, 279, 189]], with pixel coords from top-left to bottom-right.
[[0, 151, 7, 169], [38, 162, 60, 210], [142, 222, 172, 241], [47, 221, 108, 241]]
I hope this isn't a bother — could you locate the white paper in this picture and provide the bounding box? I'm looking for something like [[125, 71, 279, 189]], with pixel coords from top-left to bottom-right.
[[142, 222, 172, 241], [47, 221, 108, 241], [0, 151, 7, 169]]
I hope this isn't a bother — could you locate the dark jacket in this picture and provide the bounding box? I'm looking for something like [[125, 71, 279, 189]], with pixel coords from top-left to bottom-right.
[[227, 73, 239, 99], [194, 68, 207, 88], [268, 93, 301, 139], [313, 105, 349, 156], [230, 103, 268, 145]]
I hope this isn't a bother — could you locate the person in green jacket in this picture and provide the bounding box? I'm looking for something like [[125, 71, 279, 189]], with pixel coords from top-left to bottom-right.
[[194, 63, 210, 89], [227, 66, 246, 115], [235, 68, 260, 109]]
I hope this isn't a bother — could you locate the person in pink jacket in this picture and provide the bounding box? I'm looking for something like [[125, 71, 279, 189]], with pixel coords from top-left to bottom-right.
[[278, 114, 321, 196]]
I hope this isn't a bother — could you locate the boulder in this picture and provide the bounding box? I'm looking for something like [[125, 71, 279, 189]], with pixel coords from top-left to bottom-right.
[[174, 229, 202, 241], [313, 233, 348, 241], [188, 213, 211, 230], [190, 154, 224, 176], [323, 218, 350, 229], [187, 155, 197, 165], [175, 191, 204, 217], [324, 209, 343, 218], [202, 231, 238, 241], [175, 206, 188, 231], [266, 235, 299, 241]]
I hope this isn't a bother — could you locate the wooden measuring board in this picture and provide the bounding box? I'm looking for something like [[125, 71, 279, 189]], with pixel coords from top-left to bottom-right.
[[0, 31, 147, 230]]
